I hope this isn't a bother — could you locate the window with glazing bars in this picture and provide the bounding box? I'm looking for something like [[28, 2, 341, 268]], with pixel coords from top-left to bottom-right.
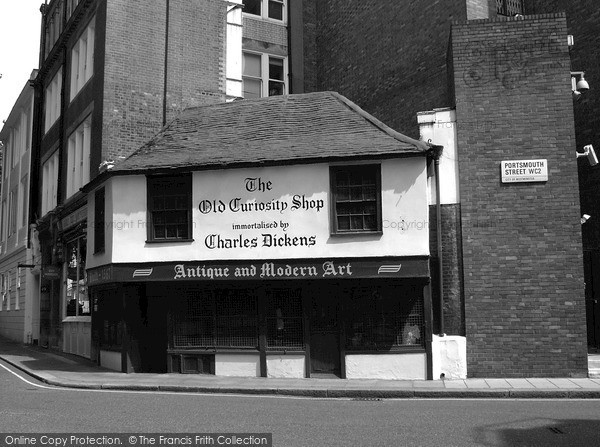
[[266, 288, 304, 350], [242, 0, 285, 21], [345, 284, 425, 351], [496, 0, 524, 16], [147, 175, 192, 241], [172, 289, 258, 349], [330, 165, 382, 234]]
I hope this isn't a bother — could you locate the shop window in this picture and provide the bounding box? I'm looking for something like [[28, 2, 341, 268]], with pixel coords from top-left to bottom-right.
[[266, 288, 304, 350], [330, 165, 382, 234], [345, 284, 425, 351], [242, 0, 285, 21], [242, 52, 287, 99], [94, 188, 105, 253], [95, 289, 123, 350], [147, 175, 192, 242], [65, 236, 89, 316], [172, 288, 258, 349], [101, 319, 123, 350], [66, 116, 92, 199], [70, 18, 95, 101], [1, 273, 8, 311]]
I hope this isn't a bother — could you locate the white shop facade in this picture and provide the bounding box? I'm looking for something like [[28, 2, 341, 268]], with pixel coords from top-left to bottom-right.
[[85, 157, 435, 379]]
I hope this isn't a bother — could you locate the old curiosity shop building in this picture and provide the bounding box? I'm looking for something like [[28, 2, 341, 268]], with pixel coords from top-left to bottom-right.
[[82, 92, 444, 379]]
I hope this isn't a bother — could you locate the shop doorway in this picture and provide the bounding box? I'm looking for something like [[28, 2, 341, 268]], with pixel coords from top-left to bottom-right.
[[309, 292, 341, 377]]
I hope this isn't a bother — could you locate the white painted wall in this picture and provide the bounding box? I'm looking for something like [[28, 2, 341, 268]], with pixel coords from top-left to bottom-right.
[[418, 108, 459, 205], [215, 353, 260, 377], [96, 159, 429, 266], [266, 354, 305, 378], [345, 353, 427, 380], [431, 335, 467, 379], [100, 350, 121, 372]]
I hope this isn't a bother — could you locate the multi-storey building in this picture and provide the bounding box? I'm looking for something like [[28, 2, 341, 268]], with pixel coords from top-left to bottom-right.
[[32, 0, 233, 355], [26, 0, 590, 378], [0, 71, 39, 344]]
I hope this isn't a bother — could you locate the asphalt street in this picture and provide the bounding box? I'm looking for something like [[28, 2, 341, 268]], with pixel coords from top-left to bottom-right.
[[1, 359, 600, 446]]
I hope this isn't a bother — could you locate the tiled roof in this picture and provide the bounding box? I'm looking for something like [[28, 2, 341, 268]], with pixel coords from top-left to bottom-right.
[[110, 91, 431, 173]]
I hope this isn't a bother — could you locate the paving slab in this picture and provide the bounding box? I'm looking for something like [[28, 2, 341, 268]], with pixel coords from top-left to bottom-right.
[[413, 380, 445, 388], [465, 379, 489, 389], [484, 379, 511, 389], [526, 378, 559, 389], [442, 380, 468, 389], [506, 378, 536, 389], [570, 379, 600, 390], [547, 378, 582, 389]]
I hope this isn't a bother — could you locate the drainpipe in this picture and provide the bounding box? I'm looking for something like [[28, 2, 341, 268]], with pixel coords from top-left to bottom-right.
[[429, 144, 445, 336], [162, 0, 170, 127]]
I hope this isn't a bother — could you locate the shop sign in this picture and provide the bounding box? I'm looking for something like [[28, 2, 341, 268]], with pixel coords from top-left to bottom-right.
[[501, 159, 548, 183], [42, 266, 61, 280], [87, 257, 430, 286], [196, 174, 324, 252], [60, 205, 87, 230]]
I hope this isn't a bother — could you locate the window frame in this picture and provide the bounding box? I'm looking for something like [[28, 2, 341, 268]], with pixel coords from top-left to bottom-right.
[[242, 51, 288, 99], [7, 188, 17, 238], [345, 283, 426, 352], [242, 0, 286, 22], [41, 151, 60, 216], [44, 68, 62, 133], [69, 17, 95, 101], [64, 235, 89, 317], [66, 115, 92, 199], [146, 174, 193, 243], [329, 164, 383, 235]]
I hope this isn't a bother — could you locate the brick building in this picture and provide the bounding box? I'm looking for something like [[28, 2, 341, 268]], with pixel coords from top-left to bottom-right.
[[32, 0, 229, 355]]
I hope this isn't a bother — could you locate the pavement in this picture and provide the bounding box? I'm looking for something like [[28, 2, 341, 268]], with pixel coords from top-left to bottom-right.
[[1, 336, 600, 399]]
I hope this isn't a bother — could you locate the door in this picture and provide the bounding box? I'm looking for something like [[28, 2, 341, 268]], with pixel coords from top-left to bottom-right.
[[309, 291, 340, 376], [585, 251, 600, 351]]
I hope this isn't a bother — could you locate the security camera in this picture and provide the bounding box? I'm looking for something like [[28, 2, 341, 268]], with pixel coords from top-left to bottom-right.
[[581, 214, 591, 224], [576, 145, 598, 166], [577, 73, 590, 92]]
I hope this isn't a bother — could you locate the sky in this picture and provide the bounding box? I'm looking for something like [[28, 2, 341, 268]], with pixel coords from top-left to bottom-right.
[[0, 1, 42, 124]]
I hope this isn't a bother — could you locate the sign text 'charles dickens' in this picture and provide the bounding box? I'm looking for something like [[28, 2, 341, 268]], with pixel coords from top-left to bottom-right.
[[197, 176, 324, 250], [501, 159, 548, 183]]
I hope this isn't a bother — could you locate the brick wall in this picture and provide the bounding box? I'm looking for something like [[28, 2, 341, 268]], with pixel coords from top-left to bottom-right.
[[102, 0, 225, 164], [301, 0, 470, 138], [451, 14, 588, 377]]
